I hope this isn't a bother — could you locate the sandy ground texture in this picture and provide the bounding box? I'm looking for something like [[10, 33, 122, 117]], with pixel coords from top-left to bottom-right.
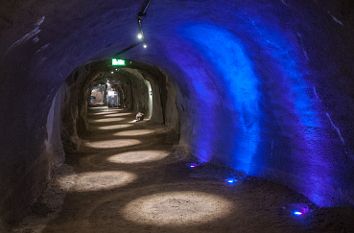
[[11, 106, 354, 233]]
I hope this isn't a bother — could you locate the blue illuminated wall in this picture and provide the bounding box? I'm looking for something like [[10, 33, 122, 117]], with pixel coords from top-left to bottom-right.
[[155, 1, 353, 207], [174, 24, 261, 173]]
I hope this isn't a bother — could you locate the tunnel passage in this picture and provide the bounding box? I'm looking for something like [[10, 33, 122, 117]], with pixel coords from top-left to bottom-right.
[[56, 60, 179, 154], [1, 0, 354, 230]]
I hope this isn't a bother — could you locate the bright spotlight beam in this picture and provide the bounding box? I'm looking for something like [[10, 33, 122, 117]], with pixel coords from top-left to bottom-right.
[[85, 138, 141, 149], [58, 171, 137, 192], [122, 191, 233, 226], [113, 129, 156, 136], [107, 150, 170, 164]]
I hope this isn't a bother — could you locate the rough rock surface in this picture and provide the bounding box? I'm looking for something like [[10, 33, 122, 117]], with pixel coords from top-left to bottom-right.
[[0, 0, 354, 223]]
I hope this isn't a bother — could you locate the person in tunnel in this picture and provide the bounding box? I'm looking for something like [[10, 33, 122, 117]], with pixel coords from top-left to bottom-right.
[[88, 96, 96, 106], [136, 112, 145, 121]]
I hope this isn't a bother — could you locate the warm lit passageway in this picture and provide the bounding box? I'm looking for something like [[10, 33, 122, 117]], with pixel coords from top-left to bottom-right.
[[11, 106, 353, 233], [2, 1, 354, 232]]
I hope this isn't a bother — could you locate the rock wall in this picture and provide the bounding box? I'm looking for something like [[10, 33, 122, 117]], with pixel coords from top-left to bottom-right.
[[0, 0, 353, 223]]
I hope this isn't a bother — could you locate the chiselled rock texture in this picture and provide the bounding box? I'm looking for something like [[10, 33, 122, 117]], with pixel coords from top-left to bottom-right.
[[0, 0, 353, 223]]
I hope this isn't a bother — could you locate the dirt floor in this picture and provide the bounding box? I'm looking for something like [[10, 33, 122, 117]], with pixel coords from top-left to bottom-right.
[[11, 106, 354, 233]]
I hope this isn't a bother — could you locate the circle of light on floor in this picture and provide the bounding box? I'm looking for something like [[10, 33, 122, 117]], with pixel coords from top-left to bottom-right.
[[89, 117, 126, 123], [97, 124, 133, 130], [102, 113, 133, 117], [113, 129, 156, 136], [89, 111, 119, 116], [59, 171, 137, 192], [85, 139, 141, 149], [107, 150, 169, 164], [121, 191, 233, 226], [89, 106, 108, 110]]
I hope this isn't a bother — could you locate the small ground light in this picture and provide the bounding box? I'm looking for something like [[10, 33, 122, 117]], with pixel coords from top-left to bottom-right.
[[284, 203, 310, 217], [187, 162, 199, 168], [293, 211, 303, 216], [111, 71, 114, 74], [143, 43, 148, 49], [225, 178, 238, 185]]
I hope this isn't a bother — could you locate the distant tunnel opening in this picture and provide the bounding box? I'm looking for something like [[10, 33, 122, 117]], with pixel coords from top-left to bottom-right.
[[51, 59, 180, 156]]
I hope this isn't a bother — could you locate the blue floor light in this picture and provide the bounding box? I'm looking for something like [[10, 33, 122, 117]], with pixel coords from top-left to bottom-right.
[[292, 211, 303, 216], [187, 162, 199, 168], [285, 203, 310, 217], [225, 178, 238, 185]]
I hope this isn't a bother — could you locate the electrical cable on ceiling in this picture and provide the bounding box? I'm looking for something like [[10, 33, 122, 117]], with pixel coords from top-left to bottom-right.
[[137, 0, 152, 37], [114, 0, 152, 57]]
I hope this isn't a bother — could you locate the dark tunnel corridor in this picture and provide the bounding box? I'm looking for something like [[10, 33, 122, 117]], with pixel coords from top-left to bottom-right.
[[1, 0, 354, 232]]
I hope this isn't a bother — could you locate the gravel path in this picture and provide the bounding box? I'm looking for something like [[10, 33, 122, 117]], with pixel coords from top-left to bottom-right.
[[12, 106, 354, 233]]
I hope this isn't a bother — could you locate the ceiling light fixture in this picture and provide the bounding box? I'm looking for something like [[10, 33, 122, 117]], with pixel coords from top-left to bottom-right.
[[111, 0, 152, 63], [137, 32, 144, 40]]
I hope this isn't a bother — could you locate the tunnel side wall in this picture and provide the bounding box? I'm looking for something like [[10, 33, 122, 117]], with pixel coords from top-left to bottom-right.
[[144, 0, 354, 207], [0, 0, 354, 223]]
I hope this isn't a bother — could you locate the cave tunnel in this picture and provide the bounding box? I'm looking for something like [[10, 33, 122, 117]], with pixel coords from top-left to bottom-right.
[[1, 0, 354, 232]]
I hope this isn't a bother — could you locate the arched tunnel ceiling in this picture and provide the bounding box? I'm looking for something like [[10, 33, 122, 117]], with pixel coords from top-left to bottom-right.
[[0, 0, 354, 221]]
